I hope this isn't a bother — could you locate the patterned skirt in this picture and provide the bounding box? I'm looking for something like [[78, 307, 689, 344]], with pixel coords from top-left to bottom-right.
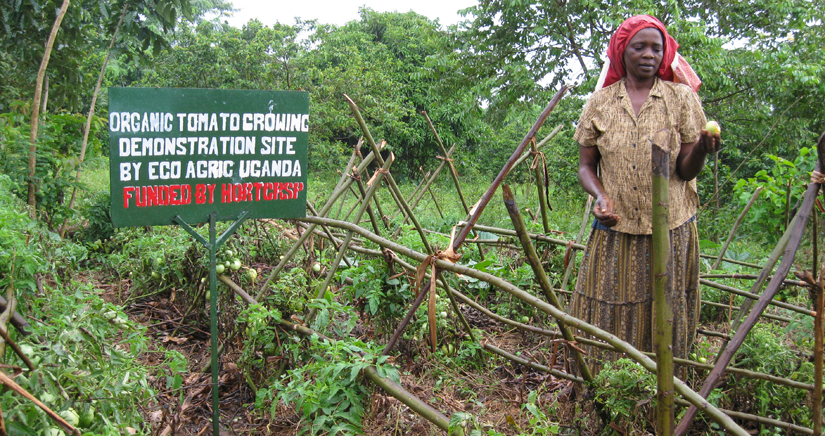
[[567, 219, 700, 374]]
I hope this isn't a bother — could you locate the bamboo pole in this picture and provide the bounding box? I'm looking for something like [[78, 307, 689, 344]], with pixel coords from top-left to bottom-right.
[[814, 279, 823, 436], [254, 146, 379, 300], [307, 155, 395, 322], [675, 163, 821, 436], [297, 215, 749, 435], [560, 196, 593, 294], [421, 111, 471, 215], [701, 273, 803, 287], [419, 167, 444, 219], [502, 185, 594, 385], [392, 144, 456, 224], [0, 371, 81, 436], [300, 217, 816, 393], [672, 398, 813, 435], [456, 221, 765, 269], [27, 0, 71, 213], [344, 95, 434, 256], [700, 279, 813, 317], [482, 342, 583, 384], [712, 187, 763, 270], [218, 275, 452, 432], [529, 140, 552, 233], [651, 130, 674, 436], [508, 124, 564, 176], [306, 203, 353, 268], [376, 87, 569, 356], [352, 166, 384, 235], [0, 324, 34, 370]]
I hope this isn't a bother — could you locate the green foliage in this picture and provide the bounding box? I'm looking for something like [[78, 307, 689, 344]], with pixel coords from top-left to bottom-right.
[[255, 293, 397, 436], [593, 358, 656, 432], [732, 146, 816, 239], [0, 174, 47, 294], [265, 266, 310, 315], [0, 111, 108, 229], [730, 323, 813, 428], [5, 284, 153, 435], [339, 258, 411, 323]]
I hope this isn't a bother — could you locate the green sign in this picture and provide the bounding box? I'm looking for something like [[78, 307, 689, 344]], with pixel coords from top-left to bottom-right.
[[108, 87, 308, 227]]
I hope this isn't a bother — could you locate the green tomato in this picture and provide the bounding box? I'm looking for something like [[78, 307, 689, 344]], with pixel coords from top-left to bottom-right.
[[79, 405, 95, 428], [312, 262, 321, 272], [439, 311, 448, 319], [520, 316, 530, 324], [47, 427, 66, 436], [224, 250, 234, 258], [40, 392, 57, 404], [151, 271, 161, 280], [155, 256, 165, 267], [698, 357, 708, 364], [230, 259, 242, 271], [205, 290, 211, 301], [245, 268, 258, 281], [705, 120, 721, 135], [215, 264, 226, 274], [59, 407, 80, 427]]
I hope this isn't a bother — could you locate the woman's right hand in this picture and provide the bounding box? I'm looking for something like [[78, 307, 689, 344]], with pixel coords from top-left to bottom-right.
[[593, 195, 620, 227]]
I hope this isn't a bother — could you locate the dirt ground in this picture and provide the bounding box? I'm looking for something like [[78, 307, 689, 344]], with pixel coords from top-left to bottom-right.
[[105, 274, 596, 436]]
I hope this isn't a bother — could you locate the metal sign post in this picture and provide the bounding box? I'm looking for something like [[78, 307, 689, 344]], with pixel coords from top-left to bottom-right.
[[174, 211, 247, 435], [109, 88, 308, 434]]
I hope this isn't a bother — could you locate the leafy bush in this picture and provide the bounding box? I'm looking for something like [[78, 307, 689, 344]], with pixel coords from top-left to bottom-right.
[[593, 358, 656, 433], [732, 147, 816, 240], [5, 284, 153, 435], [255, 292, 396, 435]]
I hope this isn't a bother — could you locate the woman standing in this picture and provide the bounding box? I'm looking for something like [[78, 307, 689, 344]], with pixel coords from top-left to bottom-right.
[[569, 15, 721, 371]]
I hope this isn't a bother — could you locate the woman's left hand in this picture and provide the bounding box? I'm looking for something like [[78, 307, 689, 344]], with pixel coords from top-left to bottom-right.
[[697, 128, 722, 154]]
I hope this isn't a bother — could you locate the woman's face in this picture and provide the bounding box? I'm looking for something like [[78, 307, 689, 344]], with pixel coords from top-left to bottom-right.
[[623, 27, 664, 81]]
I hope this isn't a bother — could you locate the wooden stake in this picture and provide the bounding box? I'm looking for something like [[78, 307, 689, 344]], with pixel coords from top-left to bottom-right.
[[651, 129, 674, 436]]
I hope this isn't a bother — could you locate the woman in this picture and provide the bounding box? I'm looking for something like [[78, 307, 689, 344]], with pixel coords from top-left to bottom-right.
[[569, 15, 721, 371]]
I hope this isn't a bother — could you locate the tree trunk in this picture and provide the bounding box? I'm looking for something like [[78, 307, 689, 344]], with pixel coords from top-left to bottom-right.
[[27, 0, 71, 215]]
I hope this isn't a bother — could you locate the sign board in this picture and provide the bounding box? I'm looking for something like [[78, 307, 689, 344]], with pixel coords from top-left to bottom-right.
[[108, 87, 308, 227]]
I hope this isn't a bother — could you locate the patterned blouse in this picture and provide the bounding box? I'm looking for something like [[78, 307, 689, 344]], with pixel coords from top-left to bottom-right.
[[574, 77, 707, 235]]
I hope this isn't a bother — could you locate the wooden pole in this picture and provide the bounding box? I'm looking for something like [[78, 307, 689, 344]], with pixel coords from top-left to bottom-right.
[[529, 140, 552, 233], [420, 167, 445, 219], [712, 187, 763, 270], [421, 111, 471, 215], [297, 215, 749, 435], [377, 87, 569, 356], [502, 185, 594, 385], [675, 162, 821, 436], [651, 130, 674, 436]]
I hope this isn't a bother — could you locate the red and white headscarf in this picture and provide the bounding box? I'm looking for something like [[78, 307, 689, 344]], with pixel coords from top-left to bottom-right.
[[595, 15, 701, 92]]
